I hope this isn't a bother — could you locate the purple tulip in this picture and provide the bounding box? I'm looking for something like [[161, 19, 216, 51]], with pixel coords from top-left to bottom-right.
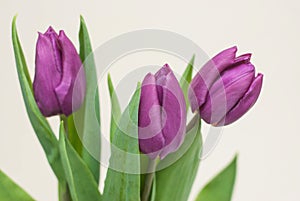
[[33, 27, 86, 117], [188, 46, 263, 126], [138, 64, 186, 159]]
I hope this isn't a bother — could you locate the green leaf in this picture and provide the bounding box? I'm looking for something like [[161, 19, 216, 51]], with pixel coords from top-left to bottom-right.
[[103, 85, 141, 201], [180, 55, 195, 111], [11, 15, 64, 181], [61, 115, 83, 157], [155, 114, 202, 201], [107, 73, 121, 142], [195, 155, 238, 201], [73, 15, 101, 184], [0, 170, 35, 201], [59, 122, 102, 201], [150, 174, 156, 201]]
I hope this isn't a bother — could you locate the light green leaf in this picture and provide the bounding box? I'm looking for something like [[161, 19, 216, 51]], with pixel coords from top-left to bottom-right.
[[195, 155, 238, 201], [12, 15, 64, 181], [59, 122, 102, 201], [107, 73, 121, 142], [150, 174, 156, 201], [60, 115, 83, 157], [180, 55, 195, 111], [155, 114, 202, 201], [0, 170, 35, 201], [73, 15, 101, 184], [103, 85, 141, 201]]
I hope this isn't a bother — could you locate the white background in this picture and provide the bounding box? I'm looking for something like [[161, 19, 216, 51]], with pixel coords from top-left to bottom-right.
[[1, 0, 299, 200]]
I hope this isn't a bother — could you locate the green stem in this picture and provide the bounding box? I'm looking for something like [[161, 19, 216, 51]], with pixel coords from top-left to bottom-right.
[[142, 159, 157, 201]]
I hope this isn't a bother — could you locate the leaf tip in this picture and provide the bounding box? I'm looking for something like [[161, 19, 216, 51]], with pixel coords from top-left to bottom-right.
[[107, 73, 112, 84], [13, 14, 18, 23], [59, 121, 65, 139], [232, 153, 238, 164], [80, 15, 85, 23], [12, 14, 18, 31], [191, 54, 195, 63]]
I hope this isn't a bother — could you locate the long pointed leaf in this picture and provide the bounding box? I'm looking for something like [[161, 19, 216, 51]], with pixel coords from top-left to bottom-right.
[[12, 16, 64, 181], [59, 122, 102, 201], [0, 170, 35, 201], [107, 73, 121, 142], [73, 15, 101, 184], [180, 55, 195, 111], [103, 86, 141, 201], [155, 114, 202, 201], [195, 155, 238, 201]]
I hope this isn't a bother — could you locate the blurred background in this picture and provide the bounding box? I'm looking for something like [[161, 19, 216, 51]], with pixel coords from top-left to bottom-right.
[[0, 0, 299, 200]]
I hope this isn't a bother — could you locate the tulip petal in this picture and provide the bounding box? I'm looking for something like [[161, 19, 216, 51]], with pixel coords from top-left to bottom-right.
[[217, 73, 263, 126], [189, 46, 238, 112], [55, 31, 85, 116], [155, 64, 187, 159], [44, 27, 62, 73], [138, 73, 165, 159], [33, 33, 62, 116], [200, 63, 255, 124], [234, 53, 251, 64]]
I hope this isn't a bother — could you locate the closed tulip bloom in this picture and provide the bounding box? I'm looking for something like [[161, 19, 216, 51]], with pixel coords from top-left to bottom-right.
[[188, 46, 263, 126], [139, 64, 186, 159], [33, 27, 86, 117]]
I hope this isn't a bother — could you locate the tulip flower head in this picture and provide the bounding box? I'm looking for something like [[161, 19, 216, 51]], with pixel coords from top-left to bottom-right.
[[188, 46, 263, 126], [138, 64, 187, 159], [33, 27, 86, 117]]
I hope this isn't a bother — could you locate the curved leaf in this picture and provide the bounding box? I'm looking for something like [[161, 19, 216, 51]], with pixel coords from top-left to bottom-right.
[[180, 55, 195, 111], [107, 73, 121, 142], [0, 170, 35, 201], [59, 122, 102, 201], [195, 155, 237, 201], [74, 15, 101, 184], [103, 86, 141, 201], [12, 15, 64, 181], [155, 114, 202, 201]]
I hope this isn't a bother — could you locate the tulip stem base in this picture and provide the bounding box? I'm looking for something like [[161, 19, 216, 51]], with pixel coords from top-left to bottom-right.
[[142, 159, 157, 201], [58, 181, 72, 201]]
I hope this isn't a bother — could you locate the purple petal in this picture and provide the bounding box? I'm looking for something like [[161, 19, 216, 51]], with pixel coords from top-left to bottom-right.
[[55, 31, 85, 116], [217, 73, 263, 126], [44, 27, 62, 73], [33, 32, 62, 117], [138, 73, 165, 159], [155, 64, 187, 159], [234, 53, 251, 64], [200, 63, 255, 124], [189, 46, 238, 112]]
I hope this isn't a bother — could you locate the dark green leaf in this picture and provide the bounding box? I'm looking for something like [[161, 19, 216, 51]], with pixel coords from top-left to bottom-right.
[[0, 170, 35, 201], [59, 122, 102, 201], [180, 55, 195, 111], [107, 73, 121, 142], [103, 86, 141, 201], [12, 15, 64, 181], [73, 15, 101, 184], [155, 114, 202, 201], [195, 155, 238, 201]]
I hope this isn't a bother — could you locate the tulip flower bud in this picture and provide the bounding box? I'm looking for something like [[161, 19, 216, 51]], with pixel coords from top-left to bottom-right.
[[188, 46, 263, 126], [138, 64, 186, 159], [33, 27, 86, 117]]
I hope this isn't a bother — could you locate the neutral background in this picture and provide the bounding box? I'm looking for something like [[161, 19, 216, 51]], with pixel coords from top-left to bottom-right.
[[1, 0, 299, 201]]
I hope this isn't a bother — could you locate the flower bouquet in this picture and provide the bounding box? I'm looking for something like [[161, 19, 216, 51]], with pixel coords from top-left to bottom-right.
[[0, 15, 263, 201]]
